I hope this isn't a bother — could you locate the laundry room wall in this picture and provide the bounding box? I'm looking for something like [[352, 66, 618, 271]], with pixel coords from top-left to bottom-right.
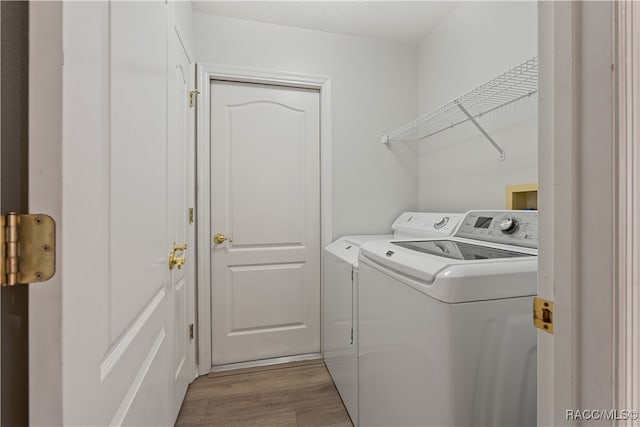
[[417, 1, 538, 212], [193, 13, 419, 238], [173, 1, 195, 60]]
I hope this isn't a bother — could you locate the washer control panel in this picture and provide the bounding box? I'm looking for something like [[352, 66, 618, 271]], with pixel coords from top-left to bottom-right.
[[455, 210, 538, 248], [392, 212, 463, 238]]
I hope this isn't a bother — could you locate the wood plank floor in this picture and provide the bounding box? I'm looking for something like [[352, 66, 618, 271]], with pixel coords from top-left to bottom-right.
[[175, 359, 354, 427]]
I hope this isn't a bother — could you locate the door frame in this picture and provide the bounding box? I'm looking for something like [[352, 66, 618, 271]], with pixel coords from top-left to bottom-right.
[[537, 1, 640, 423], [28, 2, 63, 424], [1, 2, 31, 425], [195, 64, 332, 375], [613, 0, 640, 419], [169, 6, 198, 414]]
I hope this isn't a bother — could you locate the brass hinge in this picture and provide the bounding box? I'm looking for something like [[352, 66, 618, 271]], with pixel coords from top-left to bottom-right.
[[189, 90, 200, 108], [1, 213, 56, 286], [189, 208, 194, 224], [533, 296, 554, 334], [189, 324, 194, 340]]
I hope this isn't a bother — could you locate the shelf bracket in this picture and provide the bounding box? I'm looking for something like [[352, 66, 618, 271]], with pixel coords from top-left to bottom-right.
[[454, 101, 505, 161]]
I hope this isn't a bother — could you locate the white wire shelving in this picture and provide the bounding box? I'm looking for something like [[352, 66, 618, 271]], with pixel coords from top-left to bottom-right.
[[381, 57, 538, 160]]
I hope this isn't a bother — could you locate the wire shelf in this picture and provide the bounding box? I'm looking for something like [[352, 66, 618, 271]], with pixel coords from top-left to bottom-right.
[[382, 57, 538, 160]]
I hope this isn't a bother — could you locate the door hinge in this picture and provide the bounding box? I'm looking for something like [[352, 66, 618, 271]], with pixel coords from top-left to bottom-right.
[[189, 208, 194, 224], [189, 90, 200, 108], [350, 328, 354, 345], [189, 323, 194, 340], [533, 296, 553, 334], [1, 213, 56, 286]]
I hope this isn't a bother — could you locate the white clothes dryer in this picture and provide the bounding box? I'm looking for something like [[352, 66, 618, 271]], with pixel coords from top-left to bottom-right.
[[358, 210, 538, 427], [323, 212, 463, 426]]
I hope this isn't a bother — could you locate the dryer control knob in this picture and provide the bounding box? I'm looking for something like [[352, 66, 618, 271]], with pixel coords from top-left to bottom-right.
[[499, 217, 518, 234], [433, 216, 449, 229]]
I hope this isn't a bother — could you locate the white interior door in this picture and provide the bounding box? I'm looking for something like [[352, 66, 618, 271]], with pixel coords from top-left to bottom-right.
[[210, 81, 321, 367], [60, 2, 176, 425], [168, 30, 197, 417]]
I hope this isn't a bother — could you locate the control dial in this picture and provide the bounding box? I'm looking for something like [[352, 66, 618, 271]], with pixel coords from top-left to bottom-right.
[[433, 216, 449, 230], [499, 217, 519, 234]]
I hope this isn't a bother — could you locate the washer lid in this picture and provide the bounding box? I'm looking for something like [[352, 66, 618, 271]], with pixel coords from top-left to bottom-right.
[[325, 235, 392, 265], [358, 239, 538, 302], [392, 240, 534, 261], [359, 240, 450, 283]]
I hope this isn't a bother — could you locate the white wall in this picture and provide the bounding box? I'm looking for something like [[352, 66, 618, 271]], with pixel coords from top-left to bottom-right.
[[194, 13, 419, 237], [173, 1, 195, 62], [417, 1, 537, 212]]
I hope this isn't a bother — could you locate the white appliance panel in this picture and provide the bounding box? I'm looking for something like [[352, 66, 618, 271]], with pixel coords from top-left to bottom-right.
[[325, 235, 392, 267], [455, 210, 539, 248], [392, 212, 463, 239], [357, 210, 538, 426], [323, 212, 462, 426], [358, 261, 536, 427], [323, 251, 358, 423], [359, 241, 537, 303]]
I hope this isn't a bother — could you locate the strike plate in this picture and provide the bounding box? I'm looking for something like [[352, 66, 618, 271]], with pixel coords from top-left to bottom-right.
[[533, 296, 554, 334]]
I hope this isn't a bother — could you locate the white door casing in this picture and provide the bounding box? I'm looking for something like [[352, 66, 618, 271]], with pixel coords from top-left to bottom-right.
[[614, 1, 640, 420], [210, 81, 321, 366], [28, 2, 64, 424], [168, 25, 197, 418], [537, 2, 616, 425]]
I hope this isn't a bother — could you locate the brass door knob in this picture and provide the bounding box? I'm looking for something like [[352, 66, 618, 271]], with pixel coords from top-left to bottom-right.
[[213, 233, 233, 245], [168, 251, 186, 270]]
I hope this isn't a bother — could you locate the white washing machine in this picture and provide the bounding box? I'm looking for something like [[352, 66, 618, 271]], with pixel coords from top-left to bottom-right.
[[358, 210, 538, 427], [323, 212, 463, 426]]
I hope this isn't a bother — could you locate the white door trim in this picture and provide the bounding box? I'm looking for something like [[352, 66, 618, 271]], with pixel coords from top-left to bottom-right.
[[614, 1, 640, 419], [195, 63, 332, 375], [29, 2, 63, 424], [538, 2, 616, 424], [537, 3, 580, 422]]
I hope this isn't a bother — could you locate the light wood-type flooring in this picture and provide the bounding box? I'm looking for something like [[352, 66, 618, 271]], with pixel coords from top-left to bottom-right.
[[175, 359, 354, 427]]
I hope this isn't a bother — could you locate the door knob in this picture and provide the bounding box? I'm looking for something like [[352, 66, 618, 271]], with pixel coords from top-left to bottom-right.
[[168, 251, 186, 270], [213, 233, 233, 245], [169, 242, 188, 270]]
